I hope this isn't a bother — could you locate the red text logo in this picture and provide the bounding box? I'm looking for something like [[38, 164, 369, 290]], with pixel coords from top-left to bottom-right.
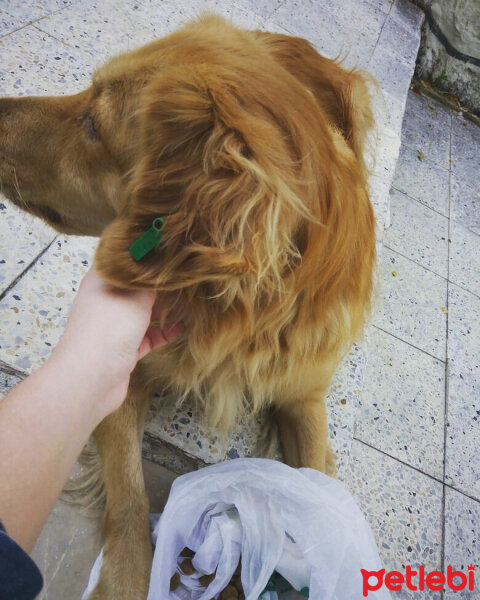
[[361, 565, 476, 596]]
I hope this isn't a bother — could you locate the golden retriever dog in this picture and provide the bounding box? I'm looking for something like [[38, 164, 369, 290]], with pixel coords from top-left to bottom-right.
[[0, 16, 375, 598]]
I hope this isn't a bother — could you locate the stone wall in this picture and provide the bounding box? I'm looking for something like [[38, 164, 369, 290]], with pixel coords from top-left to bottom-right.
[[412, 0, 480, 115]]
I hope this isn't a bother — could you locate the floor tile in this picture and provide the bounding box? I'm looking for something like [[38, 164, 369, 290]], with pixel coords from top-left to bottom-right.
[[444, 487, 480, 568], [368, 44, 416, 101], [230, 4, 265, 29], [445, 284, 480, 500], [370, 175, 394, 235], [31, 458, 177, 600], [373, 247, 447, 360], [0, 11, 20, 37], [0, 366, 22, 397], [392, 144, 450, 217], [356, 326, 445, 479], [378, 7, 422, 65], [345, 440, 443, 598], [389, 0, 424, 32], [444, 487, 480, 597], [450, 174, 480, 236], [1, 0, 71, 25], [384, 188, 449, 277], [401, 91, 452, 169], [0, 235, 97, 373], [0, 25, 93, 97], [234, 0, 282, 19], [270, 0, 378, 64], [449, 220, 480, 297], [372, 126, 402, 185], [35, 0, 157, 63], [451, 115, 480, 191], [32, 500, 102, 600], [0, 200, 55, 296]]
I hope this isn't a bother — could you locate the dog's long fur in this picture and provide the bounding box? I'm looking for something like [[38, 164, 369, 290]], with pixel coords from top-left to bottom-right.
[[0, 16, 375, 598]]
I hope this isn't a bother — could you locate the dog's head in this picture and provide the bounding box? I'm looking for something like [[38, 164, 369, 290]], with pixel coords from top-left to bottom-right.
[[0, 17, 374, 328]]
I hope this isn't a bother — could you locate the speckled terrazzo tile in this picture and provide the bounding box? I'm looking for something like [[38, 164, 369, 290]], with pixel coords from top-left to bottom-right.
[[373, 247, 447, 360], [130, 0, 234, 40], [0, 236, 97, 373], [450, 175, 480, 236], [449, 220, 480, 297], [376, 4, 422, 65], [370, 175, 393, 235], [345, 440, 443, 596], [35, 0, 157, 63], [369, 91, 406, 162], [0, 25, 93, 97], [444, 488, 480, 598], [445, 284, 480, 500], [144, 393, 229, 464], [392, 144, 450, 217], [372, 126, 402, 185], [451, 114, 480, 191], [0, 200, 56, 295], [389, 0, 424, 32], [0, 366, 23, 398], [0, 11, 21, 37], [269, 0, 378, 64], [355, 326, 445, 479], [230, 4, 265, 29], [368, 47, 415, 102], [234, 0, 282, 19], [1, 0, 71, 24], [401, 91, 452, 169], [384, 188, 449, 278]]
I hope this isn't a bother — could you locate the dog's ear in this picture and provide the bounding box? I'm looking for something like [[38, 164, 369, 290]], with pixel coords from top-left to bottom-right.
[[254, 32, 375, 173], [95, 62, 318, 292]]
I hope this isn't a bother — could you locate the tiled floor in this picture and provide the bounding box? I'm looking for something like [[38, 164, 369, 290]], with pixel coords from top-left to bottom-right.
[[351, 88, 480, 597], [2, 0, 479, 599]]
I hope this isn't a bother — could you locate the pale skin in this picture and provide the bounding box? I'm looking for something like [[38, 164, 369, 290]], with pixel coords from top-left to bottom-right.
[[0, 269, 183, 553]]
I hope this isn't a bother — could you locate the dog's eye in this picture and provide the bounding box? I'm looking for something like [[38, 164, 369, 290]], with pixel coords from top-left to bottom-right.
[[84, 115, 99, 140]]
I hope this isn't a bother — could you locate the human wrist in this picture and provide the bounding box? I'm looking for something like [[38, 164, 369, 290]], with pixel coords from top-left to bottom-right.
[[45, 341, 127, 426]]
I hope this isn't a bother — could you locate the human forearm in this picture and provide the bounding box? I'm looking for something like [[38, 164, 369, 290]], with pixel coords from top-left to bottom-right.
[[0, 351, 106, 552]]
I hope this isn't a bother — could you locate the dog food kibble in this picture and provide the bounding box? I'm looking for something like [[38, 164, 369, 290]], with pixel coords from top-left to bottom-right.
[[219, 584, 238, 599], [180, 558, 195, 575], [170, 572, 181, 591], [170, 548, 246, 596], [199, 573, 216, 586]]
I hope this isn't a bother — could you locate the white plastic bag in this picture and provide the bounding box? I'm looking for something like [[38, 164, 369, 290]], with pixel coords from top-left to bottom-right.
[[146, 458, 390, 600]]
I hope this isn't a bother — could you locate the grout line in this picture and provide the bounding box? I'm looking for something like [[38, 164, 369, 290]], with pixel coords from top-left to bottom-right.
[[440, 107, 454, 576], [448, 279, 480, 302], [382, 242, 448, 280], [0, 5, 73, 40], [0, 360, 26, 380], [0, 237, 56, 302], [354, 438, 480, 504], [371, 323, 446, 363], [391, 185, 449, 219]]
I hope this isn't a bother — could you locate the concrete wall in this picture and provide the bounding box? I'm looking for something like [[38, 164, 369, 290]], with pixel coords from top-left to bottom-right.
[[413, 0, 480, 115]]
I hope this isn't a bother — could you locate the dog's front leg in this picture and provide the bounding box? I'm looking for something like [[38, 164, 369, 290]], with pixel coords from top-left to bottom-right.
[[275, 390, 336, 475], [88, 364, 152, 600]]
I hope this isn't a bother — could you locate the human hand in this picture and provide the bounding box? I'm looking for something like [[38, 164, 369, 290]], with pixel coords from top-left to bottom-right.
[[52, 269, 183, 421]]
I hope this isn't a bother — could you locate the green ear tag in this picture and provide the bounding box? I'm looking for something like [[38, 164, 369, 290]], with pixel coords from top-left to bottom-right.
[[129, 217, 165, 261]]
